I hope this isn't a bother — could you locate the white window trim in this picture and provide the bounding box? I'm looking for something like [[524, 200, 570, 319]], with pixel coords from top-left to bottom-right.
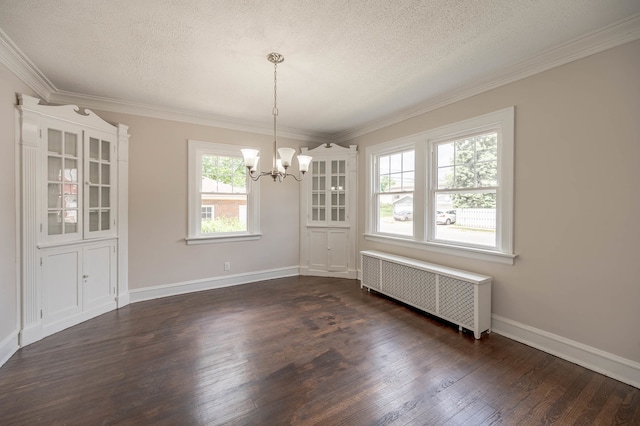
[[186, 139, 261, 244], [365, 107, 516, 265]]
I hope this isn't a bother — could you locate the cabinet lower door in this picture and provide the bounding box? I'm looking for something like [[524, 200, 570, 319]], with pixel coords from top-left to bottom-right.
[[41, 240, 117, 337], [327, 230, 348, 272], [83, 243, 116, 312], [307, 228, 349, 274], [42, 248, 82, 329], [308, 229, 329, 271]]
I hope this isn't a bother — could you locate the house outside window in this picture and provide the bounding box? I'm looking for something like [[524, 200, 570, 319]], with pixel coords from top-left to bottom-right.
[[365, 107, 515, 264], [187, 140, 260, 244]]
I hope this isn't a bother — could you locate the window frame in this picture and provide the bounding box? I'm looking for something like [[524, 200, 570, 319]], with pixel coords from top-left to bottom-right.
[[186, 140, 261, 244], [365, 107, 515, 264]]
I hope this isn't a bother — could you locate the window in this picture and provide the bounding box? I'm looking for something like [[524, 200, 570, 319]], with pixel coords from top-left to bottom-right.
[[366, 107, 515, 264], [201, 206, 213, 220], [187, 140, 260, 244]]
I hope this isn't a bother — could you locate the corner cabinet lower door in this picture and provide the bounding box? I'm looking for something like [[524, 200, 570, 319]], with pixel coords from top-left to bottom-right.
[[41, 240, 117, 337], [307, 228, 349, 276]]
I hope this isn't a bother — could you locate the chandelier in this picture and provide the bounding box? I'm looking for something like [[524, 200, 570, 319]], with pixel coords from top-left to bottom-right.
[[241, 52, 312, 182]]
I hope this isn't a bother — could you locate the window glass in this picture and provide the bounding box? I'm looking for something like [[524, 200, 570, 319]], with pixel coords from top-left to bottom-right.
[[434, 132, 498, 248], [200, 154, 247, 234], [376, 149, 414, 236], [188, 140, 260, 242]]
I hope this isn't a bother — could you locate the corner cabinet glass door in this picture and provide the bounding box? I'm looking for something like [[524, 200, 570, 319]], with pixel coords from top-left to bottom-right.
[[330, 160, 347, 222], [45, 122, 83, 243], [84, 131, 116, 238], [43, 123, 116, 243], [310, 159, 348, 226]]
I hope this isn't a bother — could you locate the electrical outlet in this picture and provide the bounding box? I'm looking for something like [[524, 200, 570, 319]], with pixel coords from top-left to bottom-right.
[[224, 261, 231, 271]]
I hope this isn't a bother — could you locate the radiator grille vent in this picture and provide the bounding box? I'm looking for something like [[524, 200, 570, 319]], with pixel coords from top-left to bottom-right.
[[439, 276, 474, 328], [381, 261, 436, 312], [362, 256, 381, 290]]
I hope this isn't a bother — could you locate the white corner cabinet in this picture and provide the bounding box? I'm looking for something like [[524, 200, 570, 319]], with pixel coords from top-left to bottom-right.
[[360, 250, 492, 339], [17, 94, 129, 346], [300, 144, 358, 278]]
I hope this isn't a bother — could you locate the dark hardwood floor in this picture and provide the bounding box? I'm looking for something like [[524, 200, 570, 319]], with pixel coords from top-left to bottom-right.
[[1, 276, 638, 425]]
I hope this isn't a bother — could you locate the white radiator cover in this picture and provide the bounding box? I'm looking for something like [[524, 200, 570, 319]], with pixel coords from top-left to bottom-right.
[[360, 250, 492, 339]]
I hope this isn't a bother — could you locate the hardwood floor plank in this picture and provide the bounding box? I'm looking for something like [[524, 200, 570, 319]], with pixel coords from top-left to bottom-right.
[[0, 276, 638, 425]]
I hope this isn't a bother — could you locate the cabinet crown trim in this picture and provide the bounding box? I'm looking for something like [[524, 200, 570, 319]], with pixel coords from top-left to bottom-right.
[[18, 93, 117, 133]]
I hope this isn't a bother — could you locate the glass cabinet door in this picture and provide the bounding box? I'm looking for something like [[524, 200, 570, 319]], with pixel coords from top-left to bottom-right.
[[46, 127, 81, 240], [85, 133, 115, 237], [330, 160, 347, 223], [309, 158, 348, 225], [311, 161, 326, 222]]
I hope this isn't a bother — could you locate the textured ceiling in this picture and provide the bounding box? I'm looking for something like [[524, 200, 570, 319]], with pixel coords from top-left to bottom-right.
[[0, 1, 639, 139]]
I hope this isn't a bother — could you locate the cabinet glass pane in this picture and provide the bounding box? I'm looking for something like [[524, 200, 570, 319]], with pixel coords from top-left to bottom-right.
[[48, 184, 61, 208], [89, 211, 99, 231], [64, 192, 77, 210], [64, 133, 77, 157], [339, 193, 345, 206], [339, 208, 345, 221], [319, 209, 325, 221], [339, 160, 345, 174], [312, 194, 318, 205], [339, 176, 345, 189], [90, 162, 99, 184], [312, 209, 318, 221], [48, 212, 62, 235], [48, 157, 62, 181], [90, 137, 100, 160], [90, 186, 99, 208], [48, 129, 62, 154], [64, 214, 78, 233], [101, 140, 110, 161], [101, 211, 110, 230], [101, 187, 110, 207], [319, 193, 325, 205], [64, 159, 78, 183], [101, 164, 110, 184], [319, 177, 325, 190]]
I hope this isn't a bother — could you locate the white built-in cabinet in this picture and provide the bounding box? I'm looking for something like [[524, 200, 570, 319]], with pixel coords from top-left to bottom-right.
[[300, 144, 357, 278], [17, 94, 129, 346]]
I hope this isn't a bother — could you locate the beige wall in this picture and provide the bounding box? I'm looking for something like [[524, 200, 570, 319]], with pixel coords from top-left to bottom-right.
[[0, 64, 36, 347], [351, 40, 640, 363], [92, 111, 310, 290]]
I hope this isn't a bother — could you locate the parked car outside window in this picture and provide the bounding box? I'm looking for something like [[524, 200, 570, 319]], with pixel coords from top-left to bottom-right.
[[393, 210, 413, 221], [436, 210, 456, 225]]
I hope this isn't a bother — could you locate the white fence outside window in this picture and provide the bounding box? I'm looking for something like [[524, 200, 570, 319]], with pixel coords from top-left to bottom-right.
[[454, 208, 496, 230]]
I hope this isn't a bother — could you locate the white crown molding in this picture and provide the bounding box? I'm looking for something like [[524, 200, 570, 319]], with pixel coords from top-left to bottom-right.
[[48, 90, 333, 144], [333, 13, 640, 142], [0, 27, 55, 100]]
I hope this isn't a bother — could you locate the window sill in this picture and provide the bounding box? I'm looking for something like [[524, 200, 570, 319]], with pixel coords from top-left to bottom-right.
[[363, 233, 517, 265], [186, 233, 262, 245]]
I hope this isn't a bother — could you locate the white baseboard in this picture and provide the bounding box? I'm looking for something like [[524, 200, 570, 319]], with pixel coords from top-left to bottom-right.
[[129, 266, 300, 303], [299, 268, 357, 279], [492, 314, 640, 389], [0, 330, 19, 369]]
